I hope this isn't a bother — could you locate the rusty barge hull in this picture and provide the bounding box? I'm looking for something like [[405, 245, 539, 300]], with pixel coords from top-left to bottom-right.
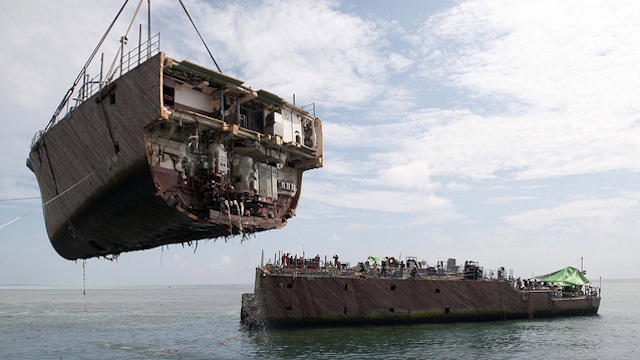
[[27, 52, 323, 260], [241, 269, 600, 328]]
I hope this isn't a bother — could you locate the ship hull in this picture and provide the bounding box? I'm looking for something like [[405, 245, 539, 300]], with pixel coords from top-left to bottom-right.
[[28, 52, 323, 260], [28, 54, 164, 259], [49, 159, 224, 258], [241, 268, 601, 328]]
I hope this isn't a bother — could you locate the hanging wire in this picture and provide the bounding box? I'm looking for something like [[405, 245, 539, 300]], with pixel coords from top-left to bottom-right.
[[0, 197, 40, 202], [105, 0, 145, 82], [178, 0, 223, 72], [0, 170, 97, 230], [0, 206, 42, 230], [83, 259, 87, 312], [48, 0, 132, 129]]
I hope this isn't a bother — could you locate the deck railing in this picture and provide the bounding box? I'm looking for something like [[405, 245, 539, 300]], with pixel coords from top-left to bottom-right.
[[62, 33, 161, 123], [263, 263, 513, 281]]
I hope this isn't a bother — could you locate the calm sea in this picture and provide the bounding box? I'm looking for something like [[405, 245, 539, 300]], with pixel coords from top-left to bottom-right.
[[0, 280, 638, 359]]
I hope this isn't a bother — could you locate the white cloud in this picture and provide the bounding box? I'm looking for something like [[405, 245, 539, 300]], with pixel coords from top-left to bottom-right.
[[304, 180, 453, 215], [0, 1, 122, 112], [329, 234, 343, 241], [165, 0, 394, 107], [483, 195, 536, 206], [416, 1, 640, 114], [213, 254, 233, 270], [502, 197, 638, 231], [320, 151, 368, 177], [365, 0, 640, 182], [388, 53, 413, 73], [0, 176, 39, 200]]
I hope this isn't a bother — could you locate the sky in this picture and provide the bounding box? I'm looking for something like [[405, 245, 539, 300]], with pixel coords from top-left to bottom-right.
[[1, 0, 639, 285]]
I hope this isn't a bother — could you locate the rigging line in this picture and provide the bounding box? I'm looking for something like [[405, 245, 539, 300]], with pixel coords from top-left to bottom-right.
[[83, 259, 87, 312], [0, 169, 97, 230], [0, 207, 41, 230], [48, 0, 132, 129], [0, 197, 41, 202], [177, 0, 223, 73], [105, 0, 146, 82]]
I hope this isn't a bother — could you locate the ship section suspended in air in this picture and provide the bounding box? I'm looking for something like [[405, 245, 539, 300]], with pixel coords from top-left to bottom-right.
[[27, 40, 323, 260]]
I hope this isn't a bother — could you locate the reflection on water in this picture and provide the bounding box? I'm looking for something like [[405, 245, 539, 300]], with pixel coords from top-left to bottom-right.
[[245, 318, 595, 359]]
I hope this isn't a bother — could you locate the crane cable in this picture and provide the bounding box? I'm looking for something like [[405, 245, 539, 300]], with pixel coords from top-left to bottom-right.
[[104, 0, 146, 82], [0, 197, 40, 202], [48, 0, 132, 129], [48, 0, 223, 128], [178, 0, 223, 72]]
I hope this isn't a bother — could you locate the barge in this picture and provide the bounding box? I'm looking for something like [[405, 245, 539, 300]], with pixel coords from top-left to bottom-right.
[[241, 256, 600, 328]]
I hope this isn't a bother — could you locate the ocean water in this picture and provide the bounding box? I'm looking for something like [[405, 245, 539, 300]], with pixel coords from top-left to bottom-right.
[[0, 280, 638, 359]]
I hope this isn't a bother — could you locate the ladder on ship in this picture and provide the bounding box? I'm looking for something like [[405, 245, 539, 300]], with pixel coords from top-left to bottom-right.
[[528, 295, 534, 319]]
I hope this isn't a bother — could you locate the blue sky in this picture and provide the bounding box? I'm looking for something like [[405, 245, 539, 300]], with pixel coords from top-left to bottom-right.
[[1, 0, 639, 285]]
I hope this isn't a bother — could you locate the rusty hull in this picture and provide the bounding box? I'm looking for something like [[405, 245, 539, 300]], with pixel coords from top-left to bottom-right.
[[241, 268, 601, 328]]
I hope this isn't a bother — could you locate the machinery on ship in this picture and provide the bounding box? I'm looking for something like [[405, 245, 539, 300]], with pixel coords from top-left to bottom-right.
[[26, 1, 323, 260]]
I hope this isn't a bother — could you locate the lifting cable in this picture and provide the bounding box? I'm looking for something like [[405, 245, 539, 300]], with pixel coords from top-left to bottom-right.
[[48, 0, 132, 129], [48, 0, 222, 128], [105, 0, 146, 82], [178, 0, 223, 73], [0, 197, 40, 202]]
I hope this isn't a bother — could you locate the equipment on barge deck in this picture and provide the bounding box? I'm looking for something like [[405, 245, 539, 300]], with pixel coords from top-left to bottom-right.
[[241, 257, 601, 328]]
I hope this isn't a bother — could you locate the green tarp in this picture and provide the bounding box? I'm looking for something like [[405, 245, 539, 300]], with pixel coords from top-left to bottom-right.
[[537, 266, 590, 286], [367, 256, 386, 262]]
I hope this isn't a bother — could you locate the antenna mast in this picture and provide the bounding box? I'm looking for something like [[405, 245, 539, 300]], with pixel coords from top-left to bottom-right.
[[147, 0, 152, 57]]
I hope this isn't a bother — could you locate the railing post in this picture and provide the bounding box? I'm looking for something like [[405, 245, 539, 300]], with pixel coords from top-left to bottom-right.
[[138, 24, 142, 66], [99, 52, 104, 90], [147, 0, 151, 58], [120, 35, 127, 76]]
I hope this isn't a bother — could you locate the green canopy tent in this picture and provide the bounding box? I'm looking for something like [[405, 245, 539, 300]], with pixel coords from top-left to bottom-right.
[[537, 266, 590, 286], [367, 256, 386, 262]]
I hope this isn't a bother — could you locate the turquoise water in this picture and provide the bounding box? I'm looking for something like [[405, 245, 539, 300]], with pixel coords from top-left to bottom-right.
[[0, 280, 637, 359]]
